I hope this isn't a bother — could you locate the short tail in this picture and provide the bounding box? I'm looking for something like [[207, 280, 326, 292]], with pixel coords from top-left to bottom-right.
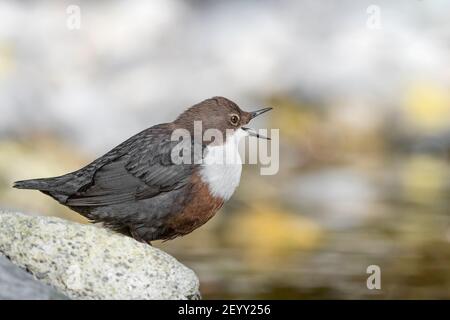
[[13, 177, 59, 191], [13, 177, 71, 204]]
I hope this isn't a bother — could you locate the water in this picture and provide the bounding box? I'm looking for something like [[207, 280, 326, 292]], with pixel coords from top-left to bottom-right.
[[1, 139, 448, 299], [160, 156, 450, 299]]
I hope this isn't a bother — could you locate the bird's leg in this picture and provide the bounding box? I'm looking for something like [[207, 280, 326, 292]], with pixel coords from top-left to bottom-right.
[[130, 227, 152, 246], [130, 228, 145, 243]]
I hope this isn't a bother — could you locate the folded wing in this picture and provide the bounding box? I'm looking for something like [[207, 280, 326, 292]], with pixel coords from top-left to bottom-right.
[[67, 126, 199, 207]]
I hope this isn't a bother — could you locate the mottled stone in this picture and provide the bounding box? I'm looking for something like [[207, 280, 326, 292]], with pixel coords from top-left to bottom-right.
[[0, 211, 200, 300], [0, 255, 68, 300]]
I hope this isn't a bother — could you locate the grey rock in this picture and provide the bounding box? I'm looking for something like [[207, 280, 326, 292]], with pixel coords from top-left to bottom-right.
[[0, 211, 200, 300], [0, 255, 68, 300]]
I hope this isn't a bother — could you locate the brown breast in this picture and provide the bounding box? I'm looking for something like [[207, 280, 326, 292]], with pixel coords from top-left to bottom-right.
[[162, 171, 224, 240]]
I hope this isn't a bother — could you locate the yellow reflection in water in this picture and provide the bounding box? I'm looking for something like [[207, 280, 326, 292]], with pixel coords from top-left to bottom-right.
[[400, 155, 448, 205], [0, 43, 15, 76], [226, 203, 322, 269], [404, 84, 450, 132]]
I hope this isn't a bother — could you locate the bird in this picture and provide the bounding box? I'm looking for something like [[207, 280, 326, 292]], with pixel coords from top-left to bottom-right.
[[13, 97, 272, 244]]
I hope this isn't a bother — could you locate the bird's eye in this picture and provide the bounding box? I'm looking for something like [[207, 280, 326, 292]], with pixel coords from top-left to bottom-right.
[[230, 114, 240, 126]]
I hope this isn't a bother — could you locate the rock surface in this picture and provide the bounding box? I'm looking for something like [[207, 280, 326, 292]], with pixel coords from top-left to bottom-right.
[[0, 255, 68, 300], [0, 211, 200, 300]]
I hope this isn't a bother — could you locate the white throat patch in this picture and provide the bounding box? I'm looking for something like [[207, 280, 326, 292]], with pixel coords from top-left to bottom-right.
[[199, 128, 248, 200]]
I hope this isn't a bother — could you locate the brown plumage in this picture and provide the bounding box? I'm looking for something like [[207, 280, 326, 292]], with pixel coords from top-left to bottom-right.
[[163, 172, 224, 240]]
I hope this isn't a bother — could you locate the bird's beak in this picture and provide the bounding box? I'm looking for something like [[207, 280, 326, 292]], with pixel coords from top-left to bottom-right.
[[242, 127, 270, 140], [242, 107, 272, 140], [249, 107, 273, 120]]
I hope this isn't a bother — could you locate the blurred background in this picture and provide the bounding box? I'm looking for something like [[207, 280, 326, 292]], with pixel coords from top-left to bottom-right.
[[0, 0, 449, 299]]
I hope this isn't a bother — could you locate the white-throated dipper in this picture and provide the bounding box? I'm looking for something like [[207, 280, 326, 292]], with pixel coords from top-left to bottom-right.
[[14, 97, 272, 243]]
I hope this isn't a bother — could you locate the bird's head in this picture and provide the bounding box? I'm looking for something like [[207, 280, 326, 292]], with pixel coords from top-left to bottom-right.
[[174, 96, 272, 144]]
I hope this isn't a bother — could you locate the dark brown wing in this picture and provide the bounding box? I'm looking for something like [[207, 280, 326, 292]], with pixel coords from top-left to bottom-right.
[[66, 126, 199, 207]]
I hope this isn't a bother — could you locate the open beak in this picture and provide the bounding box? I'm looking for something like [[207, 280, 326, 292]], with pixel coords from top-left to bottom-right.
[[242, 127, 270, 140], [242, 107, 272, 140], [249, 107, 273, 120]]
